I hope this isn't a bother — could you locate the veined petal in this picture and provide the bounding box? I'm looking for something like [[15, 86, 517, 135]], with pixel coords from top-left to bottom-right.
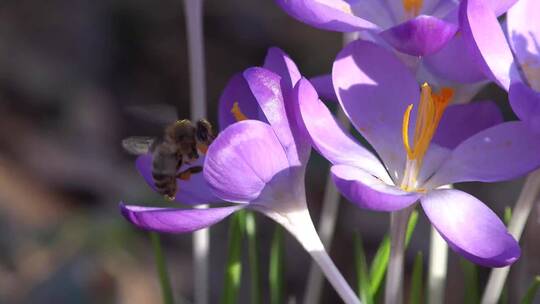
[[331, 165, 420, 212], [218, 73, 263, 130], [426, 121, 540, 188], [433, 101, 504, 149], [263, 47, 302, 93], [380, 15, 458, 56], [204, 120, 291, 204], [460, 0, 521, 91], [309, 74, 337, 102], [507, 0, 540, 92], [243, 67, 304, 166], [274, 0, 379, 32], [333, 40, 419, 180], [296, 77, 390, 180], [120, 203, 243, 233], [509, 82, 540, 132], [421, 189, 520, 267], [135, 155, 221, 205]]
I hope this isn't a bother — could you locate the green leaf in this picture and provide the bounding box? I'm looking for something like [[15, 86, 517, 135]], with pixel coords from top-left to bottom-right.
[[369, 209, 419, 296], [354, 233, 374, 304], [504, 207, 512, 226], [410, 251, 424, 304], [269, 225, 285, 304], [221, 211, 246, 304], [521, 276, 540, 304], [150, 232, 174, 304], [460, 259, 479, 304], [245, 211, 262, 304]]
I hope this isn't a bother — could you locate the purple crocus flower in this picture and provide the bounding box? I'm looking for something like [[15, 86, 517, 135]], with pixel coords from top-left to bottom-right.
[[298, 39, 540, 267], [121, 46, 304, 231], [121, 48, 361, 304], [276, 0, 516, 58], [460, 0, 540, 132]]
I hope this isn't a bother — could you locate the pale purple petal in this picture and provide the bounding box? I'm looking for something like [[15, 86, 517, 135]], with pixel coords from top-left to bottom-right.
[[263, 47, 302, 93], [218, 73, 263, 130], [309, 74, 337, 102], [433, 101, 504, 149], [296, 77, 389, 180], [333, 39, 419, 180], [509, 82, 540, 132], [243, 67, 303, 166], [417, 143, 451, 186], [204, 120, 290, 204], [274, 0, 379, 32], [443, 0, 517, 23], [331, 165, 420, 212], [120, 203, 244, 233], [135, 155, 221, 205], [380, 15, 458, 56], [426, 121, 540, 187], [423, 34, 487, 83], [421, 189, 520, 267], [485, 0, 518, 16], [507, 0, 540, 92], [460, 0, 521, 90]]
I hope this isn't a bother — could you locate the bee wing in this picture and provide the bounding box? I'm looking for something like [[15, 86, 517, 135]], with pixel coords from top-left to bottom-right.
[[121, 136, 156, 155], [124, 104, 178, 126]]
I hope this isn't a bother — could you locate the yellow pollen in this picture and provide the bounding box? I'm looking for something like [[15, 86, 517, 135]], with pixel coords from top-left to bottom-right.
[[400, 83, 454, 190], [403, 0, 423, 17], [231, 101, 248, 122]]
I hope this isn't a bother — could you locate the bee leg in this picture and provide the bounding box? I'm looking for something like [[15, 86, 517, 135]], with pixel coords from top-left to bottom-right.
[[177, 168, 193, 181], [197, 143, 209, 154], [177, 166, 203, 181]]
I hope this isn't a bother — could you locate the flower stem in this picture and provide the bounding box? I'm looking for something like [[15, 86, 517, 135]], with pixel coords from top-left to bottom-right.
[[481, 169, 540, 304], [427, 225, 448, 304], [245, 211, 262, 304], [150, 232, 174, 304], [183, 0, 208, 303], [303, 31, 356, 304], [267, 207, 361, 304], [385, 206, 415, 304]]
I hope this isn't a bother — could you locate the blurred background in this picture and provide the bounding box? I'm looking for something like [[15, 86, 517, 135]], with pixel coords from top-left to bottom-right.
[[0, 0, 538, 303]]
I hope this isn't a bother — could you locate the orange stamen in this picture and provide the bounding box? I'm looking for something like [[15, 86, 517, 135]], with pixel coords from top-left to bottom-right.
[[400, 83, 454, 190], [403, 0, 423, 17], [231, 101, 248, 121]]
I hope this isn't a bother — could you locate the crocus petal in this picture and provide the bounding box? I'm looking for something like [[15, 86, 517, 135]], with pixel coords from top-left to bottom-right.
[[309, 74, 337, 102], [296, 77, 389, 180], [120, 203, 244, 233], [331, 165, 420, 212], [509, 82, 540, 132], [218, 73, 262, 130], [426, 121, 540, 187], [444, 0, 517, 23], [380, 15, 458, 56], [333, 39, 419, 180], [204, 120, 291, 204], [263, 47, 302, 93], [274, 0, 379, 32], [433, 101, 504, 149], [507, 0, 540, 92], [135, 155, 220, 205], [460, 0, 521, 90], [423, 34, 487, 83], [421, 189, 520, 267], [243, 67, 304, 166], [486, 0, 518, 16]]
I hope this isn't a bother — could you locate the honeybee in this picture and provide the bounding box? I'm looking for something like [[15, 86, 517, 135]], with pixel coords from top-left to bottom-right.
[[122, 119, 215, 200]]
